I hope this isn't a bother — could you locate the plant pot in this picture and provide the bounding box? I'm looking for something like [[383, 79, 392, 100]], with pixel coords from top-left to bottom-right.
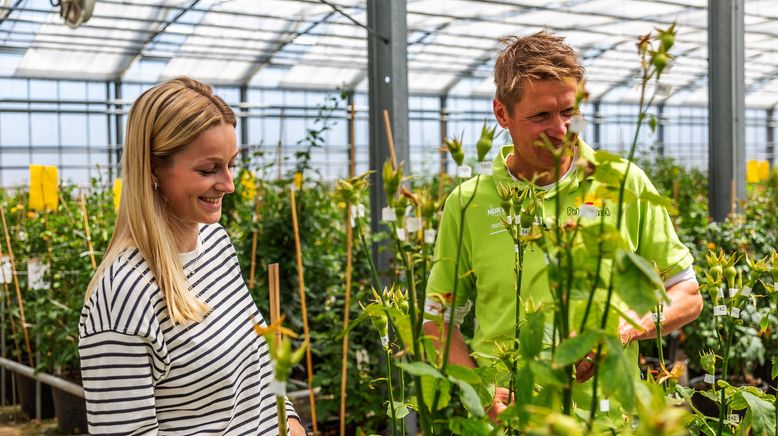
[[14, 372, 55, 419], [52, 384, 88, 434]]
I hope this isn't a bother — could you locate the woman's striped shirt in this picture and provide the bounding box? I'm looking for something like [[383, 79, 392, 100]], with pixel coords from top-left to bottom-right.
[[79, 223, 298, 435]]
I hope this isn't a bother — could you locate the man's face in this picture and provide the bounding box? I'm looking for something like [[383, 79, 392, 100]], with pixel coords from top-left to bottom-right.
[[493, 78, 578, 171]]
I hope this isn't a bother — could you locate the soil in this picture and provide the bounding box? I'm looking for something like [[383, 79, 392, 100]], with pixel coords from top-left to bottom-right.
[[0, 406, 67, 435]]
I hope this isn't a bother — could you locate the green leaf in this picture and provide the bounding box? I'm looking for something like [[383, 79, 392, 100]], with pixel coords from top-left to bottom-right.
[[449, 375, 485, 417], [447, 364, 481, 385], [772, 356, 778, 380], [388, 307, 413, 353], [741, 390, 776, 436], [387, 401, 409, 420], [529, 360, 566, 388], [612, 249, 665, 315], [648, 114, 658, 133], [420, 375, 450, 411], [593, 164, 623, 186], [580, 222, 625, 258], [448, 416, 492, 435], [397, 361, 443, 379], [594, 150, 623, 164], [520, 306, 546, 359], [600, 336, 636, 412], [554, 330, 601, 367]]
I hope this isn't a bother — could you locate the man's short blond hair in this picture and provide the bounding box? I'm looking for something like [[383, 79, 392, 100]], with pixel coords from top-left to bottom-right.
[[494, 31, 584, 114]]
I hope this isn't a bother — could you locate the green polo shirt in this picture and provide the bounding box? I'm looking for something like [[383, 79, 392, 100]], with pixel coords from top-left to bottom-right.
[[427, 141, 693, 366]]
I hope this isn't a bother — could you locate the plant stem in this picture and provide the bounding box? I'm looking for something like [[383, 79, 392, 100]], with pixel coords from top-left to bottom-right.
[[717, 317, 735, 436], [579, 204, 607, 334], [386, 348, 398, 436], [276, 396, 288, 435]]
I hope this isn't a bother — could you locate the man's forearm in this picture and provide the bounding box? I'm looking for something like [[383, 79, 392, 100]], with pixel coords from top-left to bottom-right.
[[423, 321, 476, 368], [620, 279, 703, 342]]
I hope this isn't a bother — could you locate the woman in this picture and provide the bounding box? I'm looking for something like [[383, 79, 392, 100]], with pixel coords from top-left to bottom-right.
[[79, 77, 305, 435]]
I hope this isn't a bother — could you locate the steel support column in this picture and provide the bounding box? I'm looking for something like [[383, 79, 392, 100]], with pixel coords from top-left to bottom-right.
[[239, 85, 249, 162], [114, 81, 124, 175], [367, 0, 409, 275], [708, 0, 746, 221], [657, 104, 665, 157], [768, 108, 775, 167]]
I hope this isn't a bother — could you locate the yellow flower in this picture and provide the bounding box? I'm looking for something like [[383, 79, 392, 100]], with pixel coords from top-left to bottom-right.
[[575, 193, 602, 208], [26, 211, 37, 219], [239, 171, 257, 201], [707, 242, 715, 250]]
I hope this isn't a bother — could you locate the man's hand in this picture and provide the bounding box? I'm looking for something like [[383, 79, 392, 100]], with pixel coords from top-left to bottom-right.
[[487, 387, 513, 422], [289, 418, 306, 436]]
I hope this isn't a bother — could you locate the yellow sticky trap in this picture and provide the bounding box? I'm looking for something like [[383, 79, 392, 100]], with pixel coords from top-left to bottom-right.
[[293, 172, 303, 190], [757, 160, 769, 182], [113, 178, 122, 211], [746, 160, 760, 184], [28, 165, 59, 211]]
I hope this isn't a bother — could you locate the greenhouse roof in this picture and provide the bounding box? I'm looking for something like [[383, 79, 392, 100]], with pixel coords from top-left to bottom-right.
[[1, 0, 778, 107]]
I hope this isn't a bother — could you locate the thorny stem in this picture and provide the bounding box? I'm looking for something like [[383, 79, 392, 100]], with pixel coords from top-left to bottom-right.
[[717, 316, 736, 436], [276, 396, 288, 435], [386, 347, 398, 436], [432, 175, 482, 413], [579, 202, 607, 334], [510, 217, 526, 413]]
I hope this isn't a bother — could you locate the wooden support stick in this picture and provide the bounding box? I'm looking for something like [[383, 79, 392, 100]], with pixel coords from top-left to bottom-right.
[[672, 179, 680, 212], [339, 205, 354, 436], [266, 263, 287, 436], [0, 208, 34, 368], [248, 187, 263, 290], [289, 188, 318, 436], [79, 192, 97, 270], [382, 110, 398, 170], [0, 243, 22, 362]]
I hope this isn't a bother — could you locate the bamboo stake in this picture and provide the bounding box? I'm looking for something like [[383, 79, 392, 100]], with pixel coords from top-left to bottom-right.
[[289, 187, 318, 436], [0, 208, 34, 368], [672, 179, 680, 212], [382, 110, 398, 170], [79, 192, 97, 270], [0, 243, 22, 362], [349, 102, 356, 178], [267, 263, 287, 436], [248, 185, 264, 290], [339, 205, 354, 436]]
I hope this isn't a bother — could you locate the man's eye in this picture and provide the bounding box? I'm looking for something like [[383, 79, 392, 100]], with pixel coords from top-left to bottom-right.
[[198, 169, 217, 175]]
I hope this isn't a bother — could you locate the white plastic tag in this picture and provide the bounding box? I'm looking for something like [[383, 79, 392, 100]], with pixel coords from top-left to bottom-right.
[[728, 287, 739, 298], [381, 335, 389, 347], [357, 203, 366, 218], [27, 258, 50, 290], [478, 161, 492, 175], [520, 227, 530, 237], [533, 216, 542, 226], [716, 286, 725, 299], [395, 228, 406, 241], [406, 217, 422, 233], [714, 305, 728, 317], [17, 231, 27, 242], [741, 286, 752, 297], [730, 307, 741, 319], [599, 399, 610, 412], [457, 165, 472, 179], [424, 229, 437, 244], [350, 216, 356, 228], [655, 84, 673, 98], [506, 215, 513, 225], [268, 379, 287, 396], [704, 374, 715, 384], [728, 414, 740, 423], [0, 257, 11, 284], [652, 312, 665, 323], [381, 207, 396, 222], [514, 244, 519, 253], [569, 115, 587, 134]]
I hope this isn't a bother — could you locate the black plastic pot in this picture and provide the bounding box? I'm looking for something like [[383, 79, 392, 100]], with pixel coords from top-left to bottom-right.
[[52, 384, 88, 434], [14, 372, 55, 419]]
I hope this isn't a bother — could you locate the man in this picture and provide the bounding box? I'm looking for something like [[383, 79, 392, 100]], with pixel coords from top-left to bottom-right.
[[423, 31, 702, 420]]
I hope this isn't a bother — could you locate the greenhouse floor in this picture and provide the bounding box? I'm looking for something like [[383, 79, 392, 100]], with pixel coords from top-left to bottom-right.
[[0, 406, 64, 435]]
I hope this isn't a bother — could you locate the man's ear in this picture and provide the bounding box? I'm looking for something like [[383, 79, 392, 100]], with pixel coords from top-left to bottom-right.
[[493, 99, 510, 128]]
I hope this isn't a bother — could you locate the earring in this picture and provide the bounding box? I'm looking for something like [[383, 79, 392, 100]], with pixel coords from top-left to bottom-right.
[[153, 181, 159, 190]]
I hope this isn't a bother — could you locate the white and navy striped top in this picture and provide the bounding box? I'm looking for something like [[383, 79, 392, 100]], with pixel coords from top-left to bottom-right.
[[79, 223, 299, 435]]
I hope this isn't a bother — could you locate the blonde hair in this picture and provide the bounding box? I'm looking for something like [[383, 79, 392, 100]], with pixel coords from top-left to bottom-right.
[[494, 31, 585, 115], [86, 77, 236, 324]]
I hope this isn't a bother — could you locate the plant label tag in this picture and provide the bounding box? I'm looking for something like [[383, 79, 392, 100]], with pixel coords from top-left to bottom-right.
[[534, 216, 542, 226], [382, 207, 397, 222], [457, 165, 472, 179], [730, 308, 741, 319], [716, 286, 725, 299], [350, 215, 356, 228], [652, 312, 665, 323], [395, 228, 406, 241], [569, 115, 587, 134], [478, 161, 493, 175], [0, 257, 11, 284], [268, 379, 286, 396], [357, 203, 366, 218], [506, 215, 513, 225], [714, 305, 728, 316], [520, 227, 530, 237], [27, 258, 50, 290], [599, 399, 610, 412], [728, 414, 740, 423], [656, 84, 673, 97], [424, 229, 437, 244], [704, 374, 715, 384], [514, 244, 519, 253], [381, 335, 389, 347], [728, 287, 738, 298], [741, 286, 752, 297], [406, 217, 422, 233]]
